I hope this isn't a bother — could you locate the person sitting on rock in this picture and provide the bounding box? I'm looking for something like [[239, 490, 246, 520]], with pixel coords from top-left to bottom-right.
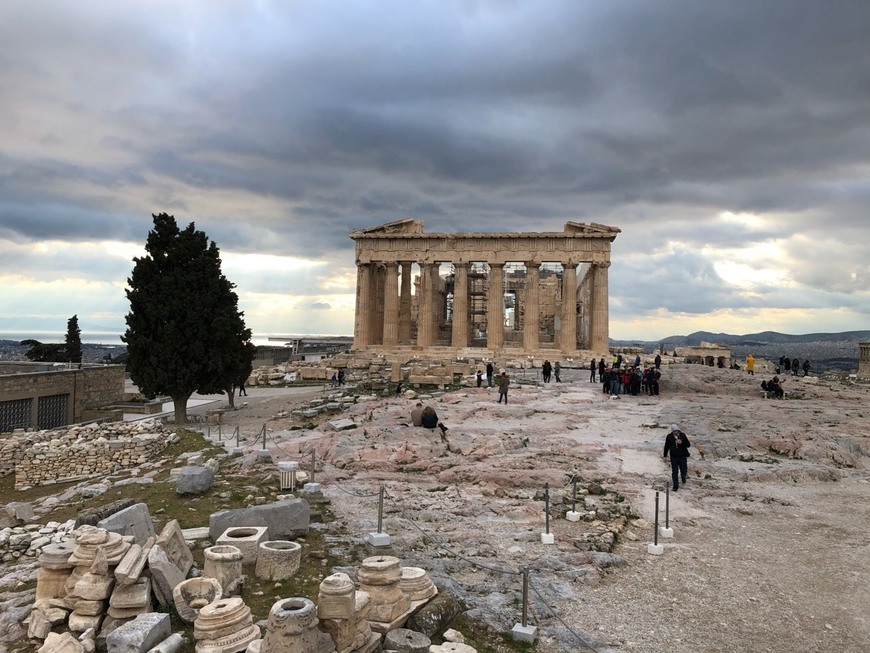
[[411, 402, 424, 426], [421, 406, 449, 439]]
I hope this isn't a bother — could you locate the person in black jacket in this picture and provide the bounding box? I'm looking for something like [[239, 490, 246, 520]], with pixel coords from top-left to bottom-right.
[[663, 424, 691, 491]]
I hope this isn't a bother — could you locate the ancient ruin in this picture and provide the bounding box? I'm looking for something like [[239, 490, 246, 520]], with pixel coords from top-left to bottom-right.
[[859, 341, 870, 378], [350, 219, 619, 355]]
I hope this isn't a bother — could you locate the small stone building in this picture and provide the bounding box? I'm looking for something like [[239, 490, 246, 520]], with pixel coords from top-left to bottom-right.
[[674, 343, 732, 368], [0, 363, 125, 433]]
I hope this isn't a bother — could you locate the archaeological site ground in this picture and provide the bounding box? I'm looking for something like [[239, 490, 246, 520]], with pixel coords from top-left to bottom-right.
[[0, 357, 868, 653]]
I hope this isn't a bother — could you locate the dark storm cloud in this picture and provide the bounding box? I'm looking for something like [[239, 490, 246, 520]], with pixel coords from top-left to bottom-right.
[[2, 0, 869, 335]]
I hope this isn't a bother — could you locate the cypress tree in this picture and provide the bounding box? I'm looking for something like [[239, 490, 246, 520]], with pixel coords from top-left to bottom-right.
[[65, 314, 82, 364], [123, 213, 254, 423]]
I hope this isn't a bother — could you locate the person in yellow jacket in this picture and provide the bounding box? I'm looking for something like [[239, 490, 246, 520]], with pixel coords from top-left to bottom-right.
[[746, 353, 755, 375]]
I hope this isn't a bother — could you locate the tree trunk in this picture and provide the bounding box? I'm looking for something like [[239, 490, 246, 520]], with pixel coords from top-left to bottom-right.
[[227, 387, 236, 410], [173, 394, 192, 424]]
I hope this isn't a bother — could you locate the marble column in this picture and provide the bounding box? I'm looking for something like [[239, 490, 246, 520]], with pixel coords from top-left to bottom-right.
[[523, 262, 540, 352], [487, 263, 504, 351], [382, 263, 400, 346], [590, 262, 610, 353], [451, 263, 469, 349], [372, 264, 385, 345], [560, 263, 578, 353], [430, 263, 442, 344], [417, 263, 436, 347], [353, 264, 372, 349], [398, 262, 412, 344]]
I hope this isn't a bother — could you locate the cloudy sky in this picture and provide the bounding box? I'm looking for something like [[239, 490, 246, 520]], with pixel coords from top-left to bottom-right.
[[2, 0, 868, 343]]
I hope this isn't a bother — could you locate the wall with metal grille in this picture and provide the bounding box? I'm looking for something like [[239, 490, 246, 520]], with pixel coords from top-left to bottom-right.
[[0, 397, 33, 432]]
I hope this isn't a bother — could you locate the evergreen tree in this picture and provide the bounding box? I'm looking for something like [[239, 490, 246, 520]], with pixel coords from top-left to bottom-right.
[[123, 213, 254, 423], [20, 339, 67, 362], [65, 315, 82, 364]]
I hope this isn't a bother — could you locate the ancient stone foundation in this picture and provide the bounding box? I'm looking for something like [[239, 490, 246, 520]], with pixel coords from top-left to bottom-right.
[[4, 420, 170, 488]]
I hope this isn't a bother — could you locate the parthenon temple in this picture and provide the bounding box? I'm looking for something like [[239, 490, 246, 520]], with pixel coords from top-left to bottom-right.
[[350, 219, 620, 356]]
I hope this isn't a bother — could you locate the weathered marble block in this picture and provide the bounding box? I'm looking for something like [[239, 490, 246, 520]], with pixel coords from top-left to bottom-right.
[[356, 556, 410, 628], [256, 598, 334, 653], [156, 519, 194, 576], [216, 527, 268, 565], [254, 541, 301, 581], [173, 576, 222, 623], [203, 545, 245, 596], [193, 597, 260, 653]]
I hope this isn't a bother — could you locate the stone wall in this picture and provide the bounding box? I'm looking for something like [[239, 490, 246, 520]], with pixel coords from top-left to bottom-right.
[[5, 420, 170, 488], [0, 364, 125, 431]]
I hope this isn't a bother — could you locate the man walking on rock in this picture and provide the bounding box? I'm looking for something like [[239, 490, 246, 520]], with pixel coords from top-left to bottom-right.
[[663, 424, 691, 491]]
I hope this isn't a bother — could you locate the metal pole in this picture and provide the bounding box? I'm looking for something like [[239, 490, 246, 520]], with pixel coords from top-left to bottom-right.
[[654, 491, 660, 546], [311, 450, 316, 484], [377, 486, 385, 533], [665, 486, 670, 529], [234, 426, 240, 448], [207, 421, 211, 439], [262, 425, 266, 450], [218, 422, 222, 441], [544, 483, 550, 534], [571, 474, 577, 513], [521, 567, 529, 627]]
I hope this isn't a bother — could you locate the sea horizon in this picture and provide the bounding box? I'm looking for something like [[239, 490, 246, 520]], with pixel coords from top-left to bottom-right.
[[0, 331, 353, 347]]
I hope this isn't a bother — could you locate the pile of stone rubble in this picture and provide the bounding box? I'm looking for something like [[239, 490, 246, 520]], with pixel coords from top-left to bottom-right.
[[15, 494, 478, 653]]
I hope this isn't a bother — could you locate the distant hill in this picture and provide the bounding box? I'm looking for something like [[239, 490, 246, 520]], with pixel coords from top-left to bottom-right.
[[655, 330, 870, 346], [611, 330, 869, 373]]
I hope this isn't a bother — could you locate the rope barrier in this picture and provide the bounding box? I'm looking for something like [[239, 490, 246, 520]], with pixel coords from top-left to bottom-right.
[[197, 419, 610, 651]]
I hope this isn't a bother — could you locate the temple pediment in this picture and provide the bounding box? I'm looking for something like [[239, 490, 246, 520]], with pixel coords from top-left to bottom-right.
[[564, 221, 622, 237], [353, 218, 424, 237]]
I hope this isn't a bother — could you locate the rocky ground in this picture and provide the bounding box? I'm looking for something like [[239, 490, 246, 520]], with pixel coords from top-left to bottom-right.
[[218, 365, 870, 653], [1, 365, 868, 653]]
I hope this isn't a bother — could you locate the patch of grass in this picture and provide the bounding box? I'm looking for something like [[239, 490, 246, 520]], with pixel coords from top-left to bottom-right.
[[448, 613, 539, 653]]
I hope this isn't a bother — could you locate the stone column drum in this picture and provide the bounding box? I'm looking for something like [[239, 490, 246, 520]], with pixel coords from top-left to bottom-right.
[[356, 556, 410, 626], [255, 598, 335, 653], [254, 541, 302, 582], [35, 541, 75, 601], [193, 596, 260, 653], [203, 545, 245, 596], [399, 566, 437, 602], [318, 573, 376, 653]]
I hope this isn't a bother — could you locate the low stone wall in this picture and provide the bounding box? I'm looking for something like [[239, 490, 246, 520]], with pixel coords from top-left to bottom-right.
[[9, 420, 170, 489]]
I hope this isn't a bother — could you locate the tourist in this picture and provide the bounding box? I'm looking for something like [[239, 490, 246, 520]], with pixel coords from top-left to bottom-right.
[[784, 357, 792, 373], [420, 405, 448, 437], [792, 358, 800, 377], [590, 358, 597, 383], [746, 353, 755, 375], [598, 358, 606, 380], [238, 380, 247, 396], [486, 362, 494, 388], [650, 368, 661, 396], [542, 360, 552, 383], [410, 402, 424, 427], [803, 360, 811, 376], [634, 353, 641, 368], [476, 370, 483, 387], [654, 353, 662, 370], [768, 376, 784, 399], [554, 361, 562, 382], [609, 368, 620, 396], [663, 424, 691, 491], [337, 368, 346, 385], [497, 370, 510, 404]]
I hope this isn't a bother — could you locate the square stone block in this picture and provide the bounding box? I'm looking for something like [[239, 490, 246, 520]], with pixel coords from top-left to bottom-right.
[[216, 526, 269, 564]]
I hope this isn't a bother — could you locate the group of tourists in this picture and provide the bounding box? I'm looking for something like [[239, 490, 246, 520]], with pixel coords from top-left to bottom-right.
[[778, 356, 811, 377], [475, 364, 512, 403], [760, 376, 785, 399], [589, 354, 663, 397], [541, 360, 562, 383]]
